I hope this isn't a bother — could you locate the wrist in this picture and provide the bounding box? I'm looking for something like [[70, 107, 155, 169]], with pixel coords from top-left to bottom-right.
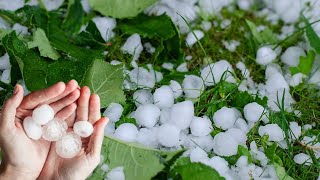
[[0, 163, 37, 180]]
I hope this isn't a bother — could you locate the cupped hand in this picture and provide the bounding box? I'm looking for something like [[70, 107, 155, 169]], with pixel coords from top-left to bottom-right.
[[39, 86, 108, 180], [0, 80, 80, 180]]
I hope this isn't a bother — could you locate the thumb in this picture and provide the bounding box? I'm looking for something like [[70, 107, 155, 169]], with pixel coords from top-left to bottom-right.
[[88, 117, 108, 163], [1, 84, 24, 128]]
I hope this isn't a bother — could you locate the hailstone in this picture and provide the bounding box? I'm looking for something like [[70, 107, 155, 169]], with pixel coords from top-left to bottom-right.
[[153, 86, 174, 109], [73, 121, 94, 138], [32, 104, 54, 125], [42, 118, 68, 141], [157, 124, 180, 147], [23, 116, 43, 140], [135, 104, 160, 128], [56, 132, 82, 158], [190, 116, 213, 137]]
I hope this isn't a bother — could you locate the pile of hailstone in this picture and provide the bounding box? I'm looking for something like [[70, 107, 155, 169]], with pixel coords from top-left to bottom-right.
[[23, 104, 94, 158]]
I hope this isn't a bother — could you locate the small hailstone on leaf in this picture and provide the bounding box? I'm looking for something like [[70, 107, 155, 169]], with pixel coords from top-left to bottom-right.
[[153, 86, 174, 109], [176, 62, 188, 72], [0, 69, 10, 84], [294, 153, 312, 166], [103, 103, 123, 123], [213, 107, 238, 130], [169, 80, 183, 99], [170, 101, 194, 130], [133, 89, 154, 107], [281, 46, 305, 67], [186, 30, 204, 47], [23, 116, 43, 140], [121, 33, 143, 61], [157, 124, 180, 147], [56, 132, 82, 159], [243, 102, 267, 122], [182, 75, 204, 98], [0, 53, 11, 70], [200, 60, 236, 86], [106, 167, 125, 180], [92, 16, 116, 42], [32, 104, 54, 125], [42, 118, 68, 141], [256, 46, 277, 65], [113, 123, 138, 142], [289, 73, 306, 87], [135, 104, 160, 128], [258, 124, 285, 142], [162, 62, 174, 70], [289, 122, 301, 140], [190, 116, 213, 137], [104, 122, 115, 136], [73, 121, 94, 138]]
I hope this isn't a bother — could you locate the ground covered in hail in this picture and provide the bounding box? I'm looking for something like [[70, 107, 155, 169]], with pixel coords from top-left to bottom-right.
[[0, 0, 319, 180]]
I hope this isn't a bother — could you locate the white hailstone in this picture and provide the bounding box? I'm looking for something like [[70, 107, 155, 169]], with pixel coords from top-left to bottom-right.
[[182, 75, 204, 98], [0, 69, 10, 84], [176, 62, 188, 72], [243, 102, 266, 122], [110, 60, 122, 65], [23, 116, 43, 140], [155, 71, 163, 82], [153, 86, 174, 109], [236, 156, 249, 167], [200, 60, 236, 86], [42, 118, 68, 141], [256, 46, 277, 65], [189, 147, 208, 163], [226, 128, 247, 146], [187, 135, 215, 152], [103, 103, 123, 123], [265, 63, 282, 79], [289, 122, 301, 140], [73, 121, 94, 138], [237, 0, 253, 10], [81, 0, 91, 13], [213, 132, 239, 156], [185, 55, 192, 61], [265, 72, 289, 94], [100, 164, 109, 172], [272, 0, 301, 23], [56, 132, 82, 159], [213, 107, 237, 130], [133, 89, 154, 107], [290, 73, 306, 87], [169, 80, 183, 99], [121, 33, 143, 61], [135, 104, 160, 128], [144, 42, 155, 54], [258, 124, 285, 142], [190, 116, 213, 137], [113, 123, 138, 142], [106, 167, 125, 180], [157, 124, 180, 147], [104, 122, 115, 136], [303, 124, 312, 131], [207, 156, 229, 175], [0, 0, 24, 11], [159, 108, 171, 125], [281, 46, 305, 67], [170, 101, 194, 130], [129, 67, 155, 88], [294, 153, 312, 166], [233, 118, 250, 133], [12, 23, 29, 35], [162, 62, 174, 70], [0, 53, 11, 70], [136, 128, 158, 148], [201, 21, 212, 31], [222, 40, 240, 52], [32, 104, 54, 125], [0, 17, 10, 29], [186, 30, 204, 47], [42, 0, 64, 11]]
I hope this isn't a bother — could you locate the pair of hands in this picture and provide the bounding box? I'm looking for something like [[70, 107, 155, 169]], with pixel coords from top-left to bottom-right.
[[0, 80, 108, 180]]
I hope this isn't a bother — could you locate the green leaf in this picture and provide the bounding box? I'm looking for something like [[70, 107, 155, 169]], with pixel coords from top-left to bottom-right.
[[273, 163, 294, 180], [245, 20, 278, 45], [89, 136, 183, 180], [81, 60, 125, 108], [171, 157, 225, 180], [305, 18, 320, 54], [0, 81, 14, 106], [290, 50, 315, 75], [118, 14, 177, 40], [230, 91, 254, 109], [238, 145, 254, 163], [62, 0, 85, 34], [88, 0, 157, 19], [115, 117, 137, 128], [74, 20, 105, 47], [265, 143, 283, 166], [28, 28, 60, 60]]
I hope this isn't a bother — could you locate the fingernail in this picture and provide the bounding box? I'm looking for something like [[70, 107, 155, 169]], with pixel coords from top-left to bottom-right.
[[13, 85, 19, 95]]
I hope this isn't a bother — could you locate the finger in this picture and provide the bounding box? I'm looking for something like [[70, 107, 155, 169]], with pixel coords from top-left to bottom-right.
[[1, 84, 24, 128], [55, 103, 77, 120], [20, 82, 65, 109], [65, 112, 76, 128], [89, 94, 101, 124], [76, 86, 90, 122], [88, 117, 108, 158], [50, 89, 80, 114], [44, 80, 78, 105]]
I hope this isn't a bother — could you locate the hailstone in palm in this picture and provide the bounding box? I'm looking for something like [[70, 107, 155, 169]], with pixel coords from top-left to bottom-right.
[[42, 118, 68, 141], [73, 121, 94, 138], [56, 132, 82, 158], [32, 104, 54, 125], [23, 116, 43, 140]]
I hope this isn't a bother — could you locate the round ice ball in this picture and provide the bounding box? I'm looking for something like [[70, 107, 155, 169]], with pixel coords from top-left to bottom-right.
[[23, 116, 43, 140], [32, 104, 54, 125], [157, 124, 180, 147], [190, 117, 213, 137], [56, 132, 82, 159], [73, 121, 94, 138], [113, 123, 138, 142], [135, 104, 160, 128], [42, 118, 68, 141]]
